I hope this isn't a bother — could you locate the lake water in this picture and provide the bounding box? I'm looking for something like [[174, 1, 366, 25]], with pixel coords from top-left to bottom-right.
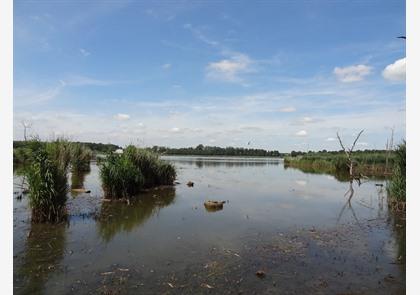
[[13, 156, 405, 294]]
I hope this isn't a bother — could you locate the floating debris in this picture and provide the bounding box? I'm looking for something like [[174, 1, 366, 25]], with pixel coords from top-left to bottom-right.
[[204, 200, 226, 212], [256, 270, 266, 278]]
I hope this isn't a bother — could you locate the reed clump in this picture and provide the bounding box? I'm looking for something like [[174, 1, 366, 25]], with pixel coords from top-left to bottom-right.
[[100, 145, 176, 199], [387, 141, 406, 203], [25, 139, 72, 222], [70, 143, 92, 172]]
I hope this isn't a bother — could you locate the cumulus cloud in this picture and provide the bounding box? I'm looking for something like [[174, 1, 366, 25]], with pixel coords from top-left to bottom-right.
[[114, 113, 130, 121], [333, 64, 372, 82], [280, 106, 296, 113], [206, 53, 253, 83], [295, 130, 307, 137], [382, 58, 406, 81]]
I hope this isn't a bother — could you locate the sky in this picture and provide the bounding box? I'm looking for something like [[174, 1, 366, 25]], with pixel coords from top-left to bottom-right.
[[13, 0, 406, 152]]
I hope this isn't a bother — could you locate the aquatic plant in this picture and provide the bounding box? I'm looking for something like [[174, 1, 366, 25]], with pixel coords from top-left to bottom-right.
[[387, 141, 406, 202], [100, 153, 144, 198], [99, 146, 176, 199], [284, 150, 394, 177], [70, 143, 92, 172], [25, 139, 71, 222]]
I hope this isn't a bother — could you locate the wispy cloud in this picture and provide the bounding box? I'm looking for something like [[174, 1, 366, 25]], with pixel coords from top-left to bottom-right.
[[162, 63, 172, 70], [382, 58, 405, 81], [295, 130, 308, 137], [333, 64, 372, 82], [114, 113, 130, 121], [79, 48, 91, 57], [183, 23, 219, 47], [279, 106, 296, 113], [206, 53, 254, 83]]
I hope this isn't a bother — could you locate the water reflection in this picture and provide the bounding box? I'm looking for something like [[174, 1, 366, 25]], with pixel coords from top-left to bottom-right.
[[71, 169, 89, 192], [15, 223, 66, 295], [164, 156, 281, 168], [96, 187, 176, 242]]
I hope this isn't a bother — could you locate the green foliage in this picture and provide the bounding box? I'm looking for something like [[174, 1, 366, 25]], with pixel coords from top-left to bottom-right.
[[284, 150, 393, 177], [388, 141, 406, 202], [149, 145, 284, 157], [99, 146, 177, 199], [25, 139, 71, 223], [100, 153, 144, 199], [70, 143, 92, 172]]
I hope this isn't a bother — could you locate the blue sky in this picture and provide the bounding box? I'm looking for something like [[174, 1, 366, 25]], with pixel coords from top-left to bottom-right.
[[14, 0, 405, 151]]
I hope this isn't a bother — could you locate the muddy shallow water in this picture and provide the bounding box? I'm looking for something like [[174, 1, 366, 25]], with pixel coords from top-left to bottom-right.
[[13, 156, 405, 294]]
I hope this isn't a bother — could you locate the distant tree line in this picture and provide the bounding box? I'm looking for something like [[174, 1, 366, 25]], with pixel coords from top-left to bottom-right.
[[147, 144, 285, 157], [14, 141, 121, 154]]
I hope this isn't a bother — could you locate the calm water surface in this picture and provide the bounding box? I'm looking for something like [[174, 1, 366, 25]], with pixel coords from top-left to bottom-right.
[[13, 156, 404, 294]]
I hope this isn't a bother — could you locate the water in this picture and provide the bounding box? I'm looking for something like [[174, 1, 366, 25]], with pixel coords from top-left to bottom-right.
[[13, 156, 405, 294]]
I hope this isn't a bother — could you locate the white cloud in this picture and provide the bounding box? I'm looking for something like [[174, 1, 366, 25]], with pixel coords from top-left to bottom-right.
[[302, 117, 313, 123], [280, 106, 296, 113], [382, 58, 406, 81], [79, 48, 91, 57], [206, 53, 253, 83], [295, 130, 307, 137], [162, 63, 172, 70], [171, 127, 180, 132], [138, 122, 144, 127], [326, 137, 336, 142], [333, 64, 372, 82], [357, 142, 369, 146], [114, 113, 130, 121]]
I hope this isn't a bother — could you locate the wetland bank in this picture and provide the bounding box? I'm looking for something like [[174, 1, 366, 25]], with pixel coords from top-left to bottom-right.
[[13, 155, 405, 294]]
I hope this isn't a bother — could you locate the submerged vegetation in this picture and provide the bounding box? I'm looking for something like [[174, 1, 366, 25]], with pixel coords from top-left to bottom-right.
[[100, 145, 176, 199], [25, 140, 72, 223], [387, 141, 406, 203]]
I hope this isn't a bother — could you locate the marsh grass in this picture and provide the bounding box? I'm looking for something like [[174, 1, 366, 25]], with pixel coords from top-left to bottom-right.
[[387, 141, 406, 203], [284, 151, 393, 177], [100, 145, 176, 199], [26, 139, 72, 222], [70, 143, 92, 172]]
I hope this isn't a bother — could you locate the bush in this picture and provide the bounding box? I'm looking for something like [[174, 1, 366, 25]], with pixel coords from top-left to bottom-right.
[[25, 140, 71, 222], [100, 146, 176, 199]]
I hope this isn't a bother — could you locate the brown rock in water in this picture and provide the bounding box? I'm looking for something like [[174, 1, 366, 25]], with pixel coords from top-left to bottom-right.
[[256, 270, 266, 278], [187, 181, 194, 187], [204, 200, 226, 212]]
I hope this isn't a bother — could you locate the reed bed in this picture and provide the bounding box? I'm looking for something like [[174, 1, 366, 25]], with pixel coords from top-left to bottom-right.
[[100, 145, 176, 199]]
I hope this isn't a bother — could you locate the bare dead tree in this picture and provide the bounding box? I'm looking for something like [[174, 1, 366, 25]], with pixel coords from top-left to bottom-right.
[[21, 120, 32, 141], [336, 129, 364, 178]]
